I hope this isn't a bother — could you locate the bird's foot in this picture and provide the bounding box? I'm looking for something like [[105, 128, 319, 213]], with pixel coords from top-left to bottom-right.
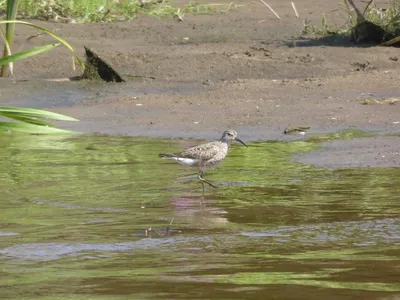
[[199, 176, 218, 190]]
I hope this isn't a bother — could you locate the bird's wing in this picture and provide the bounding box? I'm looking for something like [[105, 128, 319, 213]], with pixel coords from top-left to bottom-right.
[[180, 142, 219, 161]]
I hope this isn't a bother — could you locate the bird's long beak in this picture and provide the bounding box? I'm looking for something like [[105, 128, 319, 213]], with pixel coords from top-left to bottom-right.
[[235, 137, 247, 147]]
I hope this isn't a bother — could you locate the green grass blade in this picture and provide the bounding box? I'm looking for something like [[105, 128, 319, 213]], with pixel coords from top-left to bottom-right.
[[0, 121, 75, 134], [0, 43, 60, 65], [0, 112, 56, 127], [0, 107, 79, 121], [6, 0, 18, 21], [0, 20, 85, 70]]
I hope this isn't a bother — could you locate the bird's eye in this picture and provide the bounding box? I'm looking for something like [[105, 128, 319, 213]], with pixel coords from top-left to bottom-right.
[[227, 132, 232, 136]]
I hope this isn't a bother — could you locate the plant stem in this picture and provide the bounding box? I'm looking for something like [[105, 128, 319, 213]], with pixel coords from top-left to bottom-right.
[[0, 0, 19, 77]]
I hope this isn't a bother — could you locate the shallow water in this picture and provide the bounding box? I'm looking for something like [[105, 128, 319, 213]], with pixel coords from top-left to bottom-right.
[[0, 133, 399, 300]]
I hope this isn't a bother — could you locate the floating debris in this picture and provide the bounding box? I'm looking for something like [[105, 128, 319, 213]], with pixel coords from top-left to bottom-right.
[[284, 125, 311, 135], [352, 97, 400, 105]]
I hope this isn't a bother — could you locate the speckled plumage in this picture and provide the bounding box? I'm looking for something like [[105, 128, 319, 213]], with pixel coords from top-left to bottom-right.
[[178, 140, 230, 167], [159, 130, 247, 190]]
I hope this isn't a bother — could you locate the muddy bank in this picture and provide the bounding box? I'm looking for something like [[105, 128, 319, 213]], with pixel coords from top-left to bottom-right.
[[0, 0, 399, 167], [296, 136, 400, 168]]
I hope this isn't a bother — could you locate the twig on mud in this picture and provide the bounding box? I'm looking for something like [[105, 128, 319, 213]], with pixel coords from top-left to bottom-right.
[[259, 0, 280, 20], [26, 32, 47, 42], [291, 2, 299, 18]]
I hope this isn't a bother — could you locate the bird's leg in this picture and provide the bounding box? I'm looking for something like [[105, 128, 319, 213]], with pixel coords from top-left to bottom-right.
[[200, 192, 205, 207], [198, 170, 218, 189]]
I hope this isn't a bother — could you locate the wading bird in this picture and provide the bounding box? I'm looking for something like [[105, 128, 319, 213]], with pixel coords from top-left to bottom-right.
[[159, 130, 247, 191]]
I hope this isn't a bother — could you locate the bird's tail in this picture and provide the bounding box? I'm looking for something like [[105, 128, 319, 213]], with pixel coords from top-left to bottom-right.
[[159, 153, 176, 159]]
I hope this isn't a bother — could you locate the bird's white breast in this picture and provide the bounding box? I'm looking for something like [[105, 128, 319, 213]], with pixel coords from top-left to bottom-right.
[[173, 157, 200, 166]]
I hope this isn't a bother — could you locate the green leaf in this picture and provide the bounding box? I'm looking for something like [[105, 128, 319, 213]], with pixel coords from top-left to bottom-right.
[[0, 20, 85, 70], [0, 112, 55, 127], [0, 121, 75, 134], [0, 107, 79, 121], [0, 43, 60, 65]]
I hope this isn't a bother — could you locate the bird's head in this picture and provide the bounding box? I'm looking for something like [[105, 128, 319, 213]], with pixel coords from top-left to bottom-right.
[[221, 130, 247, 147]]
